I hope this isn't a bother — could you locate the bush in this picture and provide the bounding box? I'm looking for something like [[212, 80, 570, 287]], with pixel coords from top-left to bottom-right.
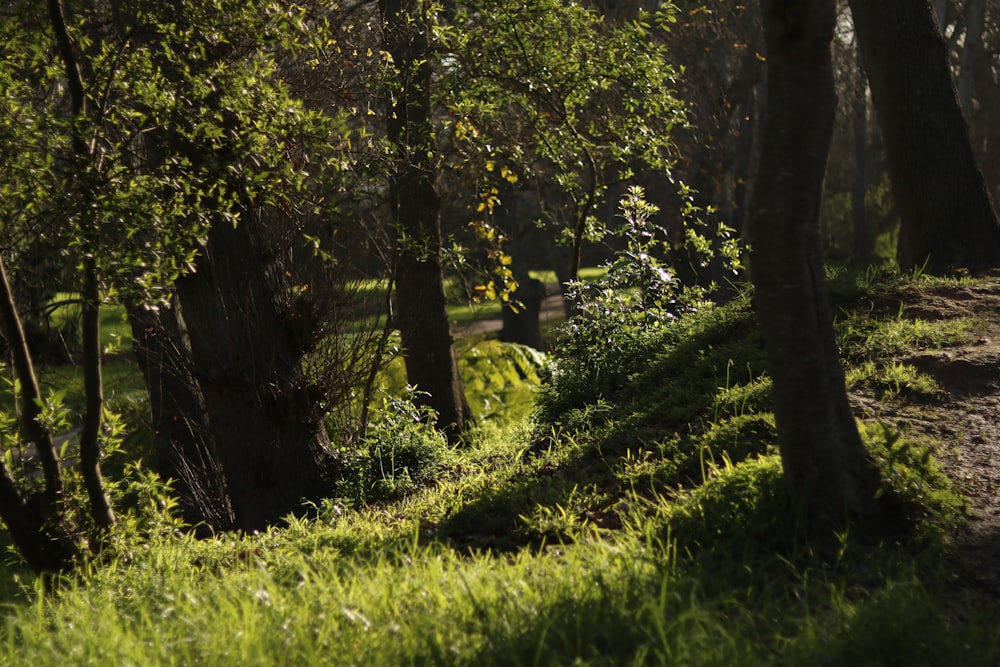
[[335, 390, 450, 505]]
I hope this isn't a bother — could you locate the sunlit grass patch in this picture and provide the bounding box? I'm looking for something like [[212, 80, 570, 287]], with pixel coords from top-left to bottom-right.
[[846, 360, 947, 402]]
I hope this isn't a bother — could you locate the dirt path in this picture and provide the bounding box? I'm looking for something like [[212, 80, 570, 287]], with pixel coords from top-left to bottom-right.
[[849, 278, 1000, 602]]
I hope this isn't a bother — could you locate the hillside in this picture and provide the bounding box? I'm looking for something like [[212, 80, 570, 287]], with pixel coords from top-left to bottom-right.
[[0, 272, 999, 665]]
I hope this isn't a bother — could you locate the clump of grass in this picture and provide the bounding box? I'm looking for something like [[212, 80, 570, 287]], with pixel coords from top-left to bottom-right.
[[837, 312, 976, 362], [846, 360, 948, 401]]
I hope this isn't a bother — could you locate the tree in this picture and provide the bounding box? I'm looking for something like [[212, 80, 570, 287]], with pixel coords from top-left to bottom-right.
[[748, 0, 882, 529], [381, 0, 472, 441], [437, 0, 685, 313], [849, 0, 1000, 273]]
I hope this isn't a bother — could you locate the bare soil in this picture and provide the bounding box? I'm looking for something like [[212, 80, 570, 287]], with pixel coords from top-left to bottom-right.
[[847, 278, 1000, 604]]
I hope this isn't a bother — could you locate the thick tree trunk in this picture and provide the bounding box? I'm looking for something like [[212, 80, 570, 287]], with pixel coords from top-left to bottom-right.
[[749, 0, 882, 529], [381, 0, 471, 441], [175, 211, 339, 531], [849, 0, 1000, 273], [127, 300, 236, 532]]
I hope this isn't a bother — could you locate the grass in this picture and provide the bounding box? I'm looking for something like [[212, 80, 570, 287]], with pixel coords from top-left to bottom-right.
[[0, 271, 997, 665]]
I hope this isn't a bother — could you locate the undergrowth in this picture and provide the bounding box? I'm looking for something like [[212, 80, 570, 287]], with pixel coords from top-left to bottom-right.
[[0, 271, 997, 665]]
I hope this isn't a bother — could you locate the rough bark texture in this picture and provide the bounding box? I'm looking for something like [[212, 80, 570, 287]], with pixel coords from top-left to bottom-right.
[[849, 0, 1000, 273], [749, 0, 882, 529], [175, 211, 339, 531], [128, 300, 236, 532], [381, 0, 471, 441]]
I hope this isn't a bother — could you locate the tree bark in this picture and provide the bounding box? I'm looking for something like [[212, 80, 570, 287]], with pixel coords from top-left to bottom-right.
[[174, 211, 339, 531], [851, 38, 871, 266], [0, 464, 78, 575], [957, 0, 986, 117], [749, 0, 882, 529], [0, 257, 63, 504], [849, 0, 1000, 273], [127, 300, 236, 532], [381, 0, 471, 441], [79, 260, 115, 530]]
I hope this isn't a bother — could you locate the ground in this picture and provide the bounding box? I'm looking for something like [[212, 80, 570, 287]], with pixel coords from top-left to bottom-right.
[[848, 277, 1000, 603]]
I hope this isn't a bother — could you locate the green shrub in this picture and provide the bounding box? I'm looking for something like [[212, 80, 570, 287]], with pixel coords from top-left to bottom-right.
[[335, 391, 450, 505]]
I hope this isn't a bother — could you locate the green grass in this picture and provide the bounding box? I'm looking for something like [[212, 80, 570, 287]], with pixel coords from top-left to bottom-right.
[[0, 271, 996, 665]]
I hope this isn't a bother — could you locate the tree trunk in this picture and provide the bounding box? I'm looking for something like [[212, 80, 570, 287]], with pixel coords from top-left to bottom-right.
[[0, 257, 79, 574], [749, 0, 882, 530], [49, 0, 116, 531], [0, 257, 63, 505], [127, 300, 236, 532], [174, 211, 339, 531], [851, 38, 871, 266], [0, 464, 78, 575], [849, 0, 1000, 273], [957, 0, 986, 118], [78, 259, 115, 529], [381, 0, 471, 441], [934, 0, 949, 28]]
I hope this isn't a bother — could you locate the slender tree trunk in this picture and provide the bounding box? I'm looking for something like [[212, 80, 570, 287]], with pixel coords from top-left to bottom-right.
[[78, 260, 114, 529], [49, 0, 116, 529], [0, 256, 79, 573], [851, 39, 871, 267], [174, 210, 339, 531], [849, 0, 1000, 273], [957, 0, 986, 117], [127, 300, 236, 532], [0, 258, 62, 504], [381, 0, 471, 441], [749, 0, 882, 530]]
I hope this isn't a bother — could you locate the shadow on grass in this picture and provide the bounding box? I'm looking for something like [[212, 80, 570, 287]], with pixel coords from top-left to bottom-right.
[[431, 300, 775, 555]]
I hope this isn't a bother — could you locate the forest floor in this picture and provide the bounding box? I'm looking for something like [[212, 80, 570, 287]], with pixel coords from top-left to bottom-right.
[[845, 276, 1000, 606]]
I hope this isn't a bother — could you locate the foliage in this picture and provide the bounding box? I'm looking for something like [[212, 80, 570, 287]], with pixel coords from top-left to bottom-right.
[[335, 389, 451, 505], [435, 0, 688, 295], [375, 337, 550, 426], [559, 185, 740, 356]]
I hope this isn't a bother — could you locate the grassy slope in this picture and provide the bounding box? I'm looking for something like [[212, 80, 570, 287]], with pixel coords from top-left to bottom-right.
[[0, 273, 998, 665]]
